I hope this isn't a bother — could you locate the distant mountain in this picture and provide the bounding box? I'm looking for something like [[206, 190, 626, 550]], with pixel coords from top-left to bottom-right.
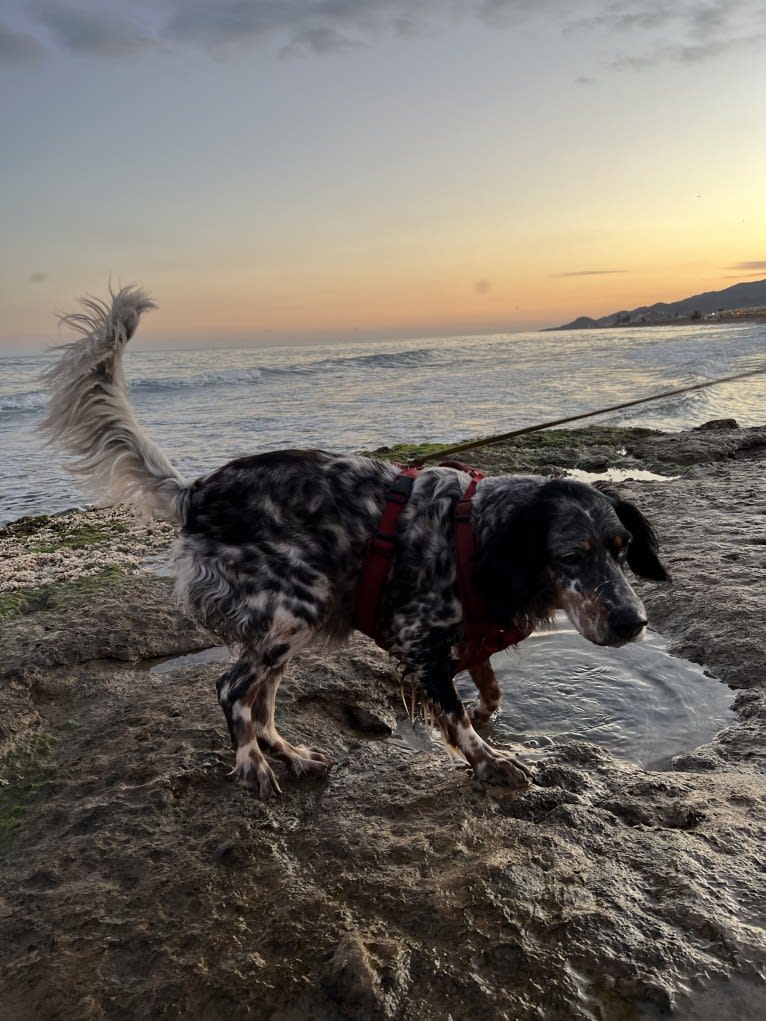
[[547, 278, 766, 330]]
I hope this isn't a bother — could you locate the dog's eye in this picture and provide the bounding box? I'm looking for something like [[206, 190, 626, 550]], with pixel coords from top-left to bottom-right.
[[612, 543, 629, 563], [559, 550, 583, 566]]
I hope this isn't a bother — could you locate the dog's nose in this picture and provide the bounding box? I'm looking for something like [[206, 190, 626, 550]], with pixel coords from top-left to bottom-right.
[[608, 609, 647, 642]]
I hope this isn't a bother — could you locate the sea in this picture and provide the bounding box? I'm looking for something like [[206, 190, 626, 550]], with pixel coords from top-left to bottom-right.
[[2, 321, 763, 767], [2, 320, 765, 526]]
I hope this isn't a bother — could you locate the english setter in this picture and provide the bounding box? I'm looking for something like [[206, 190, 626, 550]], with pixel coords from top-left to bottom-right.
[[42, 288, 668, 799]]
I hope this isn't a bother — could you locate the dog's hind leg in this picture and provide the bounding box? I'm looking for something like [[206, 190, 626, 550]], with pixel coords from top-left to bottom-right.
[[217, 649, 333, 798], [468, 659, 502, 727], [246, 657, 335, 778], [216, 659, 285, 799]]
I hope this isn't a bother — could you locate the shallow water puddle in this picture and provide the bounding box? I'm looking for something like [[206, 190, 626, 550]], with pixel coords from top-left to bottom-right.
[[148, 645, 232, 674], [566, 466, 678, 483], [453, 613, 734, 770], [146, 620, 734, 773]]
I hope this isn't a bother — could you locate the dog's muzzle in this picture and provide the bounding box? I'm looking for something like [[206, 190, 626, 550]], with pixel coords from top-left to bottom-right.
[[607, 607, 647, 643]]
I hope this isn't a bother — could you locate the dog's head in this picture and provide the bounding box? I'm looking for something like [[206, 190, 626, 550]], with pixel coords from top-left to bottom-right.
[[474, 479, 669, 646]]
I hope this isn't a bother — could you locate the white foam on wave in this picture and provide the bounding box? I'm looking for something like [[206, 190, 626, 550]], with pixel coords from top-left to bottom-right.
[[128, 367, 263, 391], [0, 390, 47, 414]]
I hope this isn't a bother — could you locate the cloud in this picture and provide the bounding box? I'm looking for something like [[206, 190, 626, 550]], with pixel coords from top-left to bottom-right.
[[726, 261, 766, 277], [473, 0, 566, 28], [31, 2, 151, 58], [163, 1, 290, 48], [0, 22, 46, 65], [569, 0, 766, 70], [280, 25, 365, 59], [611, 30, 766, 70], [154, 1, 566, 57], [567, 0, 749, 39], [567, 4, 674, 35], [555, 269, 628, 277], [163, 0, 436, 55], [690, 1, 737, 37], [5, 0, 765, 67]]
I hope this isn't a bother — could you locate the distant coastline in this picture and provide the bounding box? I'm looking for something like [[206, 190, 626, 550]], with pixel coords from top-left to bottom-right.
[[545, 276, 766, 331], [544, 307, 766, 331]]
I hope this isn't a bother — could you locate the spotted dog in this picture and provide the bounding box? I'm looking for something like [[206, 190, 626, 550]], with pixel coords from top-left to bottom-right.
[[41, 287, 669, 799]]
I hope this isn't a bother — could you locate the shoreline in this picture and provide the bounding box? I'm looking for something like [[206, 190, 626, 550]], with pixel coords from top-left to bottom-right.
[[2, 420, 765, 1020]]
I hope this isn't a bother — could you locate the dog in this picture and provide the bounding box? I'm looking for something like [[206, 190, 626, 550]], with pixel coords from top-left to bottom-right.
[[41, 287, 669, 799]]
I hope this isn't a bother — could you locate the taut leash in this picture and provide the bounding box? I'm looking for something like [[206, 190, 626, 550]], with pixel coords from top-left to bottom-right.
[[409, 365, 766, 467]]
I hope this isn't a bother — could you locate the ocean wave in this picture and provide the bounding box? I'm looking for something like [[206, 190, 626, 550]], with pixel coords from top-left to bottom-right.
[[604, 387, 714, 426], [0, 347, 445, 418], [0, 389, 47, 414], [258, 346, 444, 379], [127, 347, 442, 391], [128, 366, 264, 392], [322, 347, 437, 367], [306, 347, 440, 373]]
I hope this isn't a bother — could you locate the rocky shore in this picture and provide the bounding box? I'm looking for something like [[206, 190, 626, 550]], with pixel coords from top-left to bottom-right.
[[1, 423, 765, 1020]]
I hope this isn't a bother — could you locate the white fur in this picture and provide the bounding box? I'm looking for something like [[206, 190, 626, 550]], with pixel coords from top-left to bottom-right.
[[40, 286, 189, 521]]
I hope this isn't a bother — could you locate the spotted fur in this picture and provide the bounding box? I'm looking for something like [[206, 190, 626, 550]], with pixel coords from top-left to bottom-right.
[[41, 288, 669, 799]]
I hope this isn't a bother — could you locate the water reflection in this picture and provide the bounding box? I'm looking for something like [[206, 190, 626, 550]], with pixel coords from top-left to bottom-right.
[[455, 614, 734, 770]]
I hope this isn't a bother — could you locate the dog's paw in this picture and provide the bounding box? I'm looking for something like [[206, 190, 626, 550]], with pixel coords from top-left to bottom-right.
[[230, 756, 284, 800], [267, 739, 335, 778], [474, 748, 533, 788], [287, 746, 335, 778]]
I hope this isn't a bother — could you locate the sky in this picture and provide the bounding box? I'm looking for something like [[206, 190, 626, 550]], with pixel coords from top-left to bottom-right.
[[1, 0, 765, 350]]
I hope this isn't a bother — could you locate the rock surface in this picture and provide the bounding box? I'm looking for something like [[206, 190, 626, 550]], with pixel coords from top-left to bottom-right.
[[1, 424, 765, 1020]]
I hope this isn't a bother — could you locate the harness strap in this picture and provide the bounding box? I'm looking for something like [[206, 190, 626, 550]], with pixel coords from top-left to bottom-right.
[[353, 461, 534, 672], [353, 467, 422, 645]]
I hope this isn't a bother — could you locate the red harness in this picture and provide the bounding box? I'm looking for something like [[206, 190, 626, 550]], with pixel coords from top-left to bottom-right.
[[353, 463, 533, 677]]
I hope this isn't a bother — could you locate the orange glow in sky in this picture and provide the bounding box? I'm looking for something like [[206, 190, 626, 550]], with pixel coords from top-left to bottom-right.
[[2, 1, 765, 348]]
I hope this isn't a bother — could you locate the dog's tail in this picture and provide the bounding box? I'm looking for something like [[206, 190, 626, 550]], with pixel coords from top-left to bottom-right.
[[40, 286, 190, 523]]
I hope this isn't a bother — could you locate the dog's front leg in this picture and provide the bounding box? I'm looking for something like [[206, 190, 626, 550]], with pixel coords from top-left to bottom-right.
[[405, 638, 532, 789], [467, 658, 502, 726]]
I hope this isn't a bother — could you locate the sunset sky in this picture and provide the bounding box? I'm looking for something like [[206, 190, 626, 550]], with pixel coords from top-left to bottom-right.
[[2, 0, 765, 350]]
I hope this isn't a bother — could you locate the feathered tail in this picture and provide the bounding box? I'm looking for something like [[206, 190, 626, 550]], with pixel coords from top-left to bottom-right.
[[40, 286, 189, 522]]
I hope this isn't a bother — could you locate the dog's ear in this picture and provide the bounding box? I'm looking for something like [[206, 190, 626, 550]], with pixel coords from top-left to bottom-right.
[[473, 501, 554, 623], [597, 487, 670, 582]]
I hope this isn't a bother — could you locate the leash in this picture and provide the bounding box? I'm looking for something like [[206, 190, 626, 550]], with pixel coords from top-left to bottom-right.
[[408, 365, 766, 467]]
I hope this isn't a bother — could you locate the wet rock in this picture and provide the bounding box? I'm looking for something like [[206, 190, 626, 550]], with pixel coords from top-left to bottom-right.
[[672, 748, 722, 772], [693, 418, 739, 430], [0, 575, 213, 685], [343, 703, 395, 735], [213, 841, 239, 866], [322, 931, 410, 1020], [1, 428, 766, 1020], [534, 764, 592, 793]]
